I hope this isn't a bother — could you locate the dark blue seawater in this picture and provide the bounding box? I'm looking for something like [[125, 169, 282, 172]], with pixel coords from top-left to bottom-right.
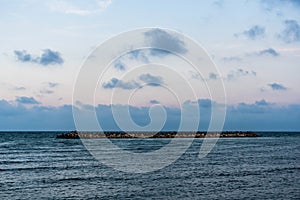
[[0, 132, 299, 199]]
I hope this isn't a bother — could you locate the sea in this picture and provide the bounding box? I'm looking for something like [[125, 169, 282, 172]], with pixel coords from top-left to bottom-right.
[[0, 132, 299, 199]]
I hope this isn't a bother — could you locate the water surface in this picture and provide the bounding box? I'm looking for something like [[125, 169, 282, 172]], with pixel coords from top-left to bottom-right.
[[0, 132, 299, 199]]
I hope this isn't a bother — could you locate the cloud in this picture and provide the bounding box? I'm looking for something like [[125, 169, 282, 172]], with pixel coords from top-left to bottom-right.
[[144, 29, 187, 55], [1, 82, 27, 91], [129, 50, 149, 63], [225, 101, 300, 130], [39, 49, 64, 65], [236, 25, 265, 40], [48, 82, 59, 88], [114, 61, 126, 71], [209, 73, 218, 80], [40, 90, 54, 94], [39, 82, 59, 95], [245, 48, 279, 57], [227, 69, 256, 80], [14, 49, 64, 66], [268, 83, 287, 90], [261, 0, 300, 11], [139, 73, 163, 86], [198, 99, 214, 108], [16, 96, 40, 105], [113, 50, 149, 71], [255, 99, 270, 106], [14, 50, 32, 62], [102, 78, 140, 90], [279, 20, 300, 43], [14, 86, 26, 91], [0, 99, 26, 116], [1, 98, 300, 131], [222, 56, 242, 62], [190, 71, 219, 81], [0, 99, 74, 130], [47, 0, 112, 16], [234, 102, 270, 114], [150, 100, 160, 104], [102, 74, 164, 90], [190, 71, 202, 80], [75, 101, 94, 111], [97, 0, 112, 9], [213, 0, 224, 7], [148, 49, 172, 57], [258, 48, 280, 56]]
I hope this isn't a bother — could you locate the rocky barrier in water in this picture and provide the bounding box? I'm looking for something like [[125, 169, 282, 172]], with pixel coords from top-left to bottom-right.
[[56, 130, 260, 139]]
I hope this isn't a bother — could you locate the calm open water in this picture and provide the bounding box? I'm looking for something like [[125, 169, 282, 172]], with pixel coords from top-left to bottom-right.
[[0, 132, 299, 199]]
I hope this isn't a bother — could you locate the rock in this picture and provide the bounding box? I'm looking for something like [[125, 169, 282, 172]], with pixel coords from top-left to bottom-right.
[[56, 130, 79, 139]]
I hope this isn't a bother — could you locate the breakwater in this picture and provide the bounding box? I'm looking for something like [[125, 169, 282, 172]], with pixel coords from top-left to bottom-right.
[[56, 130, 260, 139]]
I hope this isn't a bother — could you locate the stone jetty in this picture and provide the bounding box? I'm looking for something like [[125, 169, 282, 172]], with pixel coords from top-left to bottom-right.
[[56, 130, 260, 139]]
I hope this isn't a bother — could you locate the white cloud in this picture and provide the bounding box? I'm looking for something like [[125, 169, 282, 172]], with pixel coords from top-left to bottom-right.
[[97, 0, 112, 9], [47, 0, 112, 16]]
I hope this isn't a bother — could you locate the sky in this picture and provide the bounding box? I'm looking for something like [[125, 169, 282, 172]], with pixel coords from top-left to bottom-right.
[[0, 0, 300, 131]]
